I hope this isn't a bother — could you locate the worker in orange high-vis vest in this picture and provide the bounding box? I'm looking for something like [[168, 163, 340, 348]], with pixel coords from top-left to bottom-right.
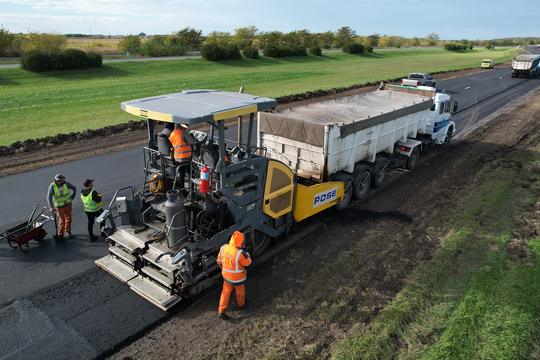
[[216, 231, 252, 320], [169, 123, 196, 190]]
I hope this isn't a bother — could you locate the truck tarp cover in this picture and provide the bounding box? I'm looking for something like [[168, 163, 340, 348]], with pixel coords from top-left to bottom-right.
[[260, 90, 432, 147]]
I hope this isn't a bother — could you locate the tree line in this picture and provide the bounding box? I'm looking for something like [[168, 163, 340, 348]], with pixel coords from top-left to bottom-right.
[[1, 25, 538, 58]]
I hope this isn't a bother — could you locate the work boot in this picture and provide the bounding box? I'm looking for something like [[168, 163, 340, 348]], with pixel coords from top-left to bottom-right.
[[218, 313, 230, 321], [238, 299, 248, 309], [66, 232, 73, 239], [55, 234, 64, 242], [88, 235, 98, 242]]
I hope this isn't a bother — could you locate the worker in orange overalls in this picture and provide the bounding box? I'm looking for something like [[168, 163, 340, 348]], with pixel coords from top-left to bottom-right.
[[216, 231, 252, 320], [169, 123, 196, 190]]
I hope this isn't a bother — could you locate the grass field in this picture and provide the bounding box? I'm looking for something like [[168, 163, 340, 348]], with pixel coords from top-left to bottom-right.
[[0, 48, 514, 146], [333, 147, 540, 360]]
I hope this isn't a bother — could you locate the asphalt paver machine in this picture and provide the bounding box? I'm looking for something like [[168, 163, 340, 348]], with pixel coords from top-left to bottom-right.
[[96, 90, 301, 310]]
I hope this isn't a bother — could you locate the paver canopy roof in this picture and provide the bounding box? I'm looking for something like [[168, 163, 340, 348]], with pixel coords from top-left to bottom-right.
[[121, 89, 277, 124]]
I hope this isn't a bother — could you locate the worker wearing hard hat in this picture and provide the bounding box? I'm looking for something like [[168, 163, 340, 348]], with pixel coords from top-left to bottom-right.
[[169, 123, 196, 190], [80, 179, 105, 242], [47, 174, 77, 241], [216, 231, 252, 320]]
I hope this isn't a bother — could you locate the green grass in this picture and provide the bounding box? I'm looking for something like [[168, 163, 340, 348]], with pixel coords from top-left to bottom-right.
[[332, 152, 540, 359], [0, 48, 514, 146]]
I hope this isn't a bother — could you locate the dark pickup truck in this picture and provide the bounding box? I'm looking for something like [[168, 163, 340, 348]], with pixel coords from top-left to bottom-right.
[[401, 73, 436, 88]]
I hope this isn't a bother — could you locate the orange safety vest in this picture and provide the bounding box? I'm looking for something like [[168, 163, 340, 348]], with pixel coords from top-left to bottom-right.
[[169, 129, 191, 161], [217, 231, 252, 285]]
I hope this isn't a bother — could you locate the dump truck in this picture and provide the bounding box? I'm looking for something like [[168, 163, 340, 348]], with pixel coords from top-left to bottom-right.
[[511, 54, 540, 78], [95, 85, 456, 310]]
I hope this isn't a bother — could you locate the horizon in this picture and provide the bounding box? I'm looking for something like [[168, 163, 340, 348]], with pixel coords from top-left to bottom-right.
[[1, 0, 538, 41]]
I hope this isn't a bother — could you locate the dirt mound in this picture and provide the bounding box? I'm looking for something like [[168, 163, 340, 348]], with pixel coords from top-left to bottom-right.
[[274, 68, 477, 104], [0, 120, 147, 157], [506, 239, 535, 266]]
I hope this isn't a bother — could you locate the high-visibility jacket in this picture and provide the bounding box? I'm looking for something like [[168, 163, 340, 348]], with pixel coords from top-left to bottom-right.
[[169, 129, 191, 162], [80, 189, 101, 213], [51, 182, 72, 208], [217, 231, 252, 285]]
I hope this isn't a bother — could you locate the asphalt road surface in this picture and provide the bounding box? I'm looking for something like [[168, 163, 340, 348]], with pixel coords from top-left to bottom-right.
[[1, 68, 539, 360]]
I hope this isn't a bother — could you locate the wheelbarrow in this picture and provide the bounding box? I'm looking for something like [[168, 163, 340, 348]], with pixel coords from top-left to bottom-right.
[[0, 204, 52, 252]]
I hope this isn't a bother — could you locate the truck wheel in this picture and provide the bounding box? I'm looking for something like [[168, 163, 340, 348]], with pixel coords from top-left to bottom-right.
[[372, 159, 390, 188], [442, 128, 453, 147], [253, 230, 270, 257], [353, 169, 371, 199], [407, 147, 420, 170], [333, 173, 353, 211]]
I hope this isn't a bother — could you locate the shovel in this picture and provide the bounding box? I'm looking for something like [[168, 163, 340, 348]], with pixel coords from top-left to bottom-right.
[[52, 210, 62, 242], [24, 203, 40, 232]]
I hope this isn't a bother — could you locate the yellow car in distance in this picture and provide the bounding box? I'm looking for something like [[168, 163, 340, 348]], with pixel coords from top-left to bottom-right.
[[481, 59, 494, 69]]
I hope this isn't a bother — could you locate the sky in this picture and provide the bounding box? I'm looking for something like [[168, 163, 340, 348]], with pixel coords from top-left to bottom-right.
[[0, 0, 537, 40]]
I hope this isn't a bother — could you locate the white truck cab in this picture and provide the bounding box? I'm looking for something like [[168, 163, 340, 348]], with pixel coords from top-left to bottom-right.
[[427, 92, 456, 145], [390, 85, 457, 166]]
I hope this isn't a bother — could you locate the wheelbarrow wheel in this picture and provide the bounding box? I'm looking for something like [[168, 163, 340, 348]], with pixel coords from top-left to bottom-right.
[[8, 239, 19, 249], [34, 229, 47, 242], [19, 241, 29, 252]]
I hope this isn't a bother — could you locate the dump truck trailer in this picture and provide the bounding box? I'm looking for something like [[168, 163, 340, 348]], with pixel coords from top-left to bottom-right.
[[511, 54, 540, 78], [259, 84, 456, 208], [96, 85, 456, 310]]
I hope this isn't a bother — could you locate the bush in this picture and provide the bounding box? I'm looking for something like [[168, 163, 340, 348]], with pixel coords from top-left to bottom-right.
[[20, 49, 102, 72], [278, 45, 293, 57], [342, 42, 364, 54], [309, 45, 322, 56], [445, 43, 469, 51], [364, 45, 373, 53], [86, 52, 103, 67], [63, 48, 88, 69], [118, 35, 141, 54], [468, 44, 474, 50], [167, 44, 188, 56], [224, 43, 242, 60], [261, 44, 307, 58], [20, 50, 52, 71], [200, 43, 223, 61], [262, 44, 279, 57], [242, 46, 259, 59], [291, 45, 307, 56], [49, 51, 67, 70], [332, 41, 341, 49]]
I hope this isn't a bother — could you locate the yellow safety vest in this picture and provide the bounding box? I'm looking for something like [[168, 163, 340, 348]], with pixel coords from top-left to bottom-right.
[[51, 183, 72, 208], [81, 190, 101, 212]]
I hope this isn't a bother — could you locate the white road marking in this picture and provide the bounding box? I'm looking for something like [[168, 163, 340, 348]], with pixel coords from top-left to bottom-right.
[[465, 86, 471, 89]]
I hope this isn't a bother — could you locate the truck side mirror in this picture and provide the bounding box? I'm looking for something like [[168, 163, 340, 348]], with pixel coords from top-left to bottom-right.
[[453, 101, 459, 113]]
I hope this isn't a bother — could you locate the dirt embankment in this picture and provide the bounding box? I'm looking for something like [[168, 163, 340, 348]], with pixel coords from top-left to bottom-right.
[[0, 65, 500, 179], [104, 63, 540, 360]]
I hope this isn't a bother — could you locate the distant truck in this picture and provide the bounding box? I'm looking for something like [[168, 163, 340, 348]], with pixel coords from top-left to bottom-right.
[[511, 54, 540, 78], [401, 73, 436, 88], [481, 59, 494, 69]]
